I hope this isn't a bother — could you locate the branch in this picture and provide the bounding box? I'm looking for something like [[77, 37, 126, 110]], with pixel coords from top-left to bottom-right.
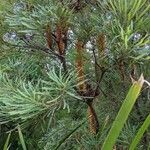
[[11, 43, 64, 59], [92, 47, 101, 69]]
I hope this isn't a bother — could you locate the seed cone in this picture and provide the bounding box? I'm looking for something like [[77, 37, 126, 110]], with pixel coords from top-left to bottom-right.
[[87, 102, 99, 134], [97, 33, 106, 56], [45, 24, 52, 49], [56, 24, 65, 55], [75, 40, 86, 92]]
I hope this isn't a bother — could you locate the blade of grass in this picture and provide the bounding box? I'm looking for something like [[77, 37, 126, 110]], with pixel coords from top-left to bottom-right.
[[129, 114, 150, 150], [18, 125, 27, 150], [3, 132, 11, 150], [54, 121, 85, 150], [101, 75, 144, 150], [97, 115, 109, 138]]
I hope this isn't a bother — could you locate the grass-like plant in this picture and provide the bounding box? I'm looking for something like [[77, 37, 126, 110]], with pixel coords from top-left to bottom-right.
[[102, 75, 145, 149]]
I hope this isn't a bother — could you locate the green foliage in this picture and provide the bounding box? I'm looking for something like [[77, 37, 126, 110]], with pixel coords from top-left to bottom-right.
[[0, 67, 78, 125], [3, 132, 11, 150], [129, 114, 150, 150], [18, 125, 27, 150], [0, 0, 150, 149], [102, 75, 144, 149]]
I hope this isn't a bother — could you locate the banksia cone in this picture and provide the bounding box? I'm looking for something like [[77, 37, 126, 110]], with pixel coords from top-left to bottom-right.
[[87, 102, 99, 134], [75, 40, 86, 92], [63, 27, 68, 49], [95, 33, 106, 82], [96, 33, 106, 56], [75, 40, 99, 135], [45, 24, 52, 49], [56, 24, 65, 55]]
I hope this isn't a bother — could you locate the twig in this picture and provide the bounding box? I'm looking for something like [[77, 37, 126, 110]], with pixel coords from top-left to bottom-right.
[[11, 43, 64, 59], [92, 47, 101, 69]]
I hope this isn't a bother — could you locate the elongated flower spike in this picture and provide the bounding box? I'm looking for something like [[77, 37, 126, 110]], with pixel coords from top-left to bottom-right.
[[75, 40, 86, 92], [87, 101, 99, 134], [45, 24, 53, 49], [75, 39, 100, 134], [56, 23, 65, 55]]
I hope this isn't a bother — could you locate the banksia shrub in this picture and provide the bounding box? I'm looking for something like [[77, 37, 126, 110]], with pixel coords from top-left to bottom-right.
[[0, 0, 150, 149]]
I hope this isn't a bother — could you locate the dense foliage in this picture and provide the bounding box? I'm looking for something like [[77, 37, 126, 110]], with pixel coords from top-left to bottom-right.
[[0, 0, 150, 149]]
